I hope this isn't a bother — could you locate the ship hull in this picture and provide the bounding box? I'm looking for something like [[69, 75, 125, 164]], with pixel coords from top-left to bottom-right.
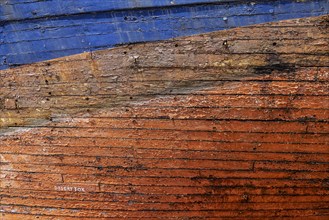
[[1, 1, 329, 219]]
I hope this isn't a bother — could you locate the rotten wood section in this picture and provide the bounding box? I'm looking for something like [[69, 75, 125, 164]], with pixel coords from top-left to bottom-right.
[[1, 15, 329, 219]]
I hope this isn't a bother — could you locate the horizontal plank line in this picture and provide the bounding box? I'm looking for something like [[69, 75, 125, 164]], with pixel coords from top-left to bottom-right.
[[2, 188, 328, 197], [0, 168, 325, 174], [2, 150, 328, 159], [1, 203, 329, 212], [5, 93, 329, 99], [4, 118, 329, 124], [4, 22, 326, 35], [2, 136, 328, 146], [4, 126, 328, 135], [3, 10, 327, 32], [7, 106, 329, 111], [2, 145, 328, 155], [18, 135, 329, 145], [2, 195, 329, 204], [1, 80, 329, 89], [2, 163, 327, 172], [2, 170, 328, 178], [4, 194, 329, 204], [2, 178, 327, 184]]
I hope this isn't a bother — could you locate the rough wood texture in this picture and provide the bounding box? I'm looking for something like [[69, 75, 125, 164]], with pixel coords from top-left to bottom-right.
[[1, 0, 328, 69], [1, 15, 329, 219]]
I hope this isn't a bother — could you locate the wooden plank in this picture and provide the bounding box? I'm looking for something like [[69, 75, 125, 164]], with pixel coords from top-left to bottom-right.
[[1, 1, 328, 69], [1, 14, 329, 219]]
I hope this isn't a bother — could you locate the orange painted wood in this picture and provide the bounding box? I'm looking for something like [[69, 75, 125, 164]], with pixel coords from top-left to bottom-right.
[[1, 15, 329, 219]]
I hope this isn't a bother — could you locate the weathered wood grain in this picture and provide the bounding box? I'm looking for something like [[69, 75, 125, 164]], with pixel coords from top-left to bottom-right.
[[1, 15, 329, 219], [1, 0, 328, 69]]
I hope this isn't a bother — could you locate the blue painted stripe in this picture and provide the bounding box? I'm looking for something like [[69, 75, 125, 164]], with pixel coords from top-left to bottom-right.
[[0, 0, 239, 21], [0, 0, 328, 70]]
